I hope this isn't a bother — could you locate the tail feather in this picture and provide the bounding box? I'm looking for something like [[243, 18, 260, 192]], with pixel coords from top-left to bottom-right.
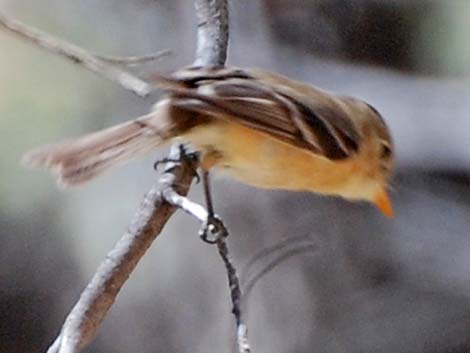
[[23, 67, 252, 187], [22, 112, 169, 187]]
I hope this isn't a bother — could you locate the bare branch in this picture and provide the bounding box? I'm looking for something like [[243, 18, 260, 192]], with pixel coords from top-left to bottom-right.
[[191, 2, 250, 352], [95, 49, 171, 67], [161, 184, 209, 222], [241, 234, 312, 283], [163, 179, 251, 353], [216, 236, 251, 353], [242, 244, 317, 305], [194, 0, 229, 67], [47, 0, 234, 349], [46, 146, 197, 353], [0, 11, 155, 97], [3, 0, 243, 352]]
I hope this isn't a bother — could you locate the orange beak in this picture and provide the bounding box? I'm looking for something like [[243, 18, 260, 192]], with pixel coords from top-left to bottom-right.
[[373, 188, 394, 218]]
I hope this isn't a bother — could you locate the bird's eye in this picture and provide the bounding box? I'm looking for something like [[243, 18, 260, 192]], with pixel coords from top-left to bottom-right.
[[380, 143, 392, 159]]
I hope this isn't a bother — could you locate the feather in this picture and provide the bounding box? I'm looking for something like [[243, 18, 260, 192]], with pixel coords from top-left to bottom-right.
[[22, 112, 168, 186], [156, 67, 361, 160]]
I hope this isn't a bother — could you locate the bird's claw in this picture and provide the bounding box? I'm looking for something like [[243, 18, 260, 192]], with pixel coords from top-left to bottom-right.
[[199, 214, 228, 244], [153, 147, 201, 183], [153, 157, 181, 171]]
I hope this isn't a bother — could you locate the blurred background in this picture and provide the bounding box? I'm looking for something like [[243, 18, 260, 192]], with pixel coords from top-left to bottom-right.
[[0, 0, 469, 352]]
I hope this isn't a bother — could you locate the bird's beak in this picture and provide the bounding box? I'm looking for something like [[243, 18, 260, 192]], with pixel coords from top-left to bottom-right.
[[373, 188, 394, 218]]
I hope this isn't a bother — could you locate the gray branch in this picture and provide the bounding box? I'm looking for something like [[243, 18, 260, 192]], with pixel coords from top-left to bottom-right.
[[47, 146, 198, 353], [164, 1, 250, 352], [0, 11, 156, 97], [194, 0, 229, 67], [1, 1, 248, 352], [94, 49, 171, 67]]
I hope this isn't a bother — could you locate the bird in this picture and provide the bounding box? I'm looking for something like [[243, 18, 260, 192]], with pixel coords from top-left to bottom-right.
[[22, 66, 394, 216]]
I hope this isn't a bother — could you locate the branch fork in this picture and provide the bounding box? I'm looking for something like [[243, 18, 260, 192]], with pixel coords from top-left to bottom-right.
[[1, 1, 251, 353]]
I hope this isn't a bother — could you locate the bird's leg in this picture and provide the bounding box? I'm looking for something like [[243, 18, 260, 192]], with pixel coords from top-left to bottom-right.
[[203, 171, 215, 217], [158, 145, 227, 243], [199, 170, 228, 244]]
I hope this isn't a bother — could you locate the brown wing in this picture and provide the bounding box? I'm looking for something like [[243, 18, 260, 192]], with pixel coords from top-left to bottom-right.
[[156, 67, 360, 160]]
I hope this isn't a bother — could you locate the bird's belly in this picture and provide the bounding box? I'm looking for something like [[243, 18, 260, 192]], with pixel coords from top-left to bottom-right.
[[183, 120, 357, 195]]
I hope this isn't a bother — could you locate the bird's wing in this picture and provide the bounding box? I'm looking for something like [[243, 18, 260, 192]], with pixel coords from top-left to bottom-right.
[[155, 66, 360, 160]]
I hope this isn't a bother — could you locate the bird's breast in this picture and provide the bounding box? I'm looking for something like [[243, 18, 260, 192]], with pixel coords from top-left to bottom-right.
[[182, 120, 362, 197]]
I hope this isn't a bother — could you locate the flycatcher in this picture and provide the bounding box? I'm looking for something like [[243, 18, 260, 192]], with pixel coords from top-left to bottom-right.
[[22, 66, 394, 216]]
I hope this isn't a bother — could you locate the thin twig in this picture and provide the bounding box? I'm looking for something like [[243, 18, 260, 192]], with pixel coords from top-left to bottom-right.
[[162, 183, 243, 333], [240, 235, 317, 316], [216, 238, 251, 353], [161, 183, 209, 223], [162, 1, 249, 351], [95, 49, 171, 67], [0, 11, 155, 97], [163, 175, 246, 349], [240, 234, 312, 283], [242, 244, 317, 306], [193, 2, 251, 352]]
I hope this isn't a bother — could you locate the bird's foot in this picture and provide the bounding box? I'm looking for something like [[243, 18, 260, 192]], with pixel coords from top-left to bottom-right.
[[154, 145, 201, 182], [199, 214, 228, 244]]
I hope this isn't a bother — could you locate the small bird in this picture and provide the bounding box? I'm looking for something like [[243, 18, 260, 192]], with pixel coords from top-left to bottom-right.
[[22, 66, 394, 216]]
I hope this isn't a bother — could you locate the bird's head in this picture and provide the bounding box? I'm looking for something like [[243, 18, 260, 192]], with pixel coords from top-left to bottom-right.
[[340, 98, 395, 217], [361, 102, 394, 217]]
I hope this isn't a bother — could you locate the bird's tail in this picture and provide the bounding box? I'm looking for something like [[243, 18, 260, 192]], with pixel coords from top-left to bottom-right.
[[22, 101, 177, 187]]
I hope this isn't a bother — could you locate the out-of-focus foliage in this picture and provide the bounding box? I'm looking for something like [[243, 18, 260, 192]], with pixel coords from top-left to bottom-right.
[[0, 1, 469, 353]]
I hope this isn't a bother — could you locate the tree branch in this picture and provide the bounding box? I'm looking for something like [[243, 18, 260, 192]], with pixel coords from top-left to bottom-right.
[[194, 0, 229, 67], [0, 11, 156, 97], [190, 2, 250, 351], [164, 2, 250, 351], [2, 1, 248, 352], [46, 146, 197, 353], [94, 49, 171, 67]]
